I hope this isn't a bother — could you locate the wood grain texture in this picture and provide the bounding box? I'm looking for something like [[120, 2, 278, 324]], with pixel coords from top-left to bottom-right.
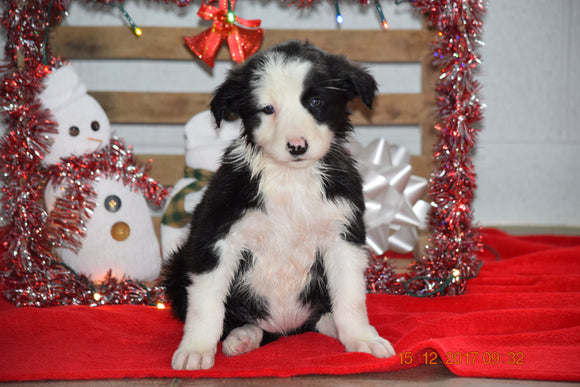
[[138, 153, 433, 185], [420, 29, 440, 159], [51, 26, 432, 63], [91, 91, 423, 125], [52, 24, 437, 195], [89, 92, 212, 125]]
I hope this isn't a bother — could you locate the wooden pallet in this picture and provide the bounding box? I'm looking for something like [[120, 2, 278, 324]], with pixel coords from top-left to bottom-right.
[[51, 26, 438, 187]]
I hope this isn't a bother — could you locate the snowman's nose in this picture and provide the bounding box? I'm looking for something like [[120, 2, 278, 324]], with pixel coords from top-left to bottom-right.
[[88, 137, 103, 143]]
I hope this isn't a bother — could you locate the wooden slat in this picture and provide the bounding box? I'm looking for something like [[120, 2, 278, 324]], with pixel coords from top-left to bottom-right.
[[89, 91, 211, 125], [420, 28, 439, 160], [263, 29, 432, 63], [139, 153, 433, 185], [409, 155, 434, 180], [51, 26, 432, 63], [90, 91, 424, 126], [137, 154, 186, 187], [144, 152, 433, 241], [350, 93, 425, 126]]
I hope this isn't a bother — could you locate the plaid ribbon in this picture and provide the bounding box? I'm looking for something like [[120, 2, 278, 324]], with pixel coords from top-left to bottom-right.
[[161, 167, 213, 228]]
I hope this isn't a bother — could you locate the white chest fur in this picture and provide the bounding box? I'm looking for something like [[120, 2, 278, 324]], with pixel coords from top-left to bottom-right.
[[220, 160, 356, 333]]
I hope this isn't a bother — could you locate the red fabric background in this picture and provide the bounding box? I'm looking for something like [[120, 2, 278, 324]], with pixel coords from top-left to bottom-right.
[[1, 229, 579, 382]]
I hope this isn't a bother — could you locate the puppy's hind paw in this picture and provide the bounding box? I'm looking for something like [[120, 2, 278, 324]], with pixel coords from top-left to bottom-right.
[[222, 324, 263, 357], [172, 346, 216, 370]]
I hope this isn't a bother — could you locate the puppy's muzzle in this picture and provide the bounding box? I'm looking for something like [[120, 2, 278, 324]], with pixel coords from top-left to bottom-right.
[[286, 137, 308, 157]]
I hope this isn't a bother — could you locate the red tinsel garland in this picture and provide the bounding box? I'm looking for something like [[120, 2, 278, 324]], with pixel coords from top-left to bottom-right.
[[0, 0, 170, 307], [0, 0, 65, 305], [406, 0, 486, 296], [1, 0, 486, 305], [45, 138, 170, 253]]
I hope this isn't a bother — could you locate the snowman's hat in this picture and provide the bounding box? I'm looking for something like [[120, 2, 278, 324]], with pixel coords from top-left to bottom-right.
[[39, 64, 88, 113]]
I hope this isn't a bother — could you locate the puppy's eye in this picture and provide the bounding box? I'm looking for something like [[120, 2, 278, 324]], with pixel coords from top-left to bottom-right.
[[261, 105, 275, 115], [91, 121, 100, 131], [69, 126, 80, 137], [309, 97, 322, 108]]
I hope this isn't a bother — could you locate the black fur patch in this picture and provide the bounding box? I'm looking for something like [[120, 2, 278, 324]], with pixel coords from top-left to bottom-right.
[[221, 249, 270, 339], [320, 143, 366, 245], [161, 146, 263, 322], [299, 250, 332, 317]]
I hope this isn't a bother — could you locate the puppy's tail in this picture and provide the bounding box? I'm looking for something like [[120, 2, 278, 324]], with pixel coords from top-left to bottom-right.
[[160, 252, 192, 322]]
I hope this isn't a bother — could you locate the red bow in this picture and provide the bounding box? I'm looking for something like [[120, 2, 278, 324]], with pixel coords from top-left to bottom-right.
[[184, 0, 264, 68]]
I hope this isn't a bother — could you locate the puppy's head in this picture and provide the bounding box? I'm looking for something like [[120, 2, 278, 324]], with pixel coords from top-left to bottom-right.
[[211, 40, 377, 167]]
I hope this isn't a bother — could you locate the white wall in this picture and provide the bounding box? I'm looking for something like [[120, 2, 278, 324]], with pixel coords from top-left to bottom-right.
[[2, 0, 578, 228], [474, 0, 579, 228]]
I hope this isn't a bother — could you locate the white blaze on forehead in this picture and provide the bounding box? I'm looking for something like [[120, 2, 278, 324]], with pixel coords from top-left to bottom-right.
[[253, 54, 312, 107], [250, 53, 333, 166]]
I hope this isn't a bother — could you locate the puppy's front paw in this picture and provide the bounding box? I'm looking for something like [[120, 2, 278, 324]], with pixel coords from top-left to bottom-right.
[[172, 345, 217, 370], [345, 336, 395, 358], [342, 327, 395, 358]]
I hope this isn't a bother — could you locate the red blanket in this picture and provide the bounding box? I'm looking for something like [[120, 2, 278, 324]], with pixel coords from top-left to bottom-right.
[[1, 229, 579, 382]]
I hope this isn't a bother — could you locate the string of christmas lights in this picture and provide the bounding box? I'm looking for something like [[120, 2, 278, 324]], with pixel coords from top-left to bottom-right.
[[283, 0, 390, 28], [1, 0, 486, 306]]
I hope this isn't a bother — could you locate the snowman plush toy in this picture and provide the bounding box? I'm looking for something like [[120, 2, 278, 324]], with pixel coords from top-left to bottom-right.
[[160, 110, 239, 259], [41, 64, 163, 283]]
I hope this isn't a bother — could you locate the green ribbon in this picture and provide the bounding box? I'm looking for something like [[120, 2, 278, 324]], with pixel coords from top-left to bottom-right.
[[161, 167, 213, 228]]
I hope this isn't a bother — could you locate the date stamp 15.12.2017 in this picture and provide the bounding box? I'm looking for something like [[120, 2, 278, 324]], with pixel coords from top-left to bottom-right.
[[399, 351, 525, 366]]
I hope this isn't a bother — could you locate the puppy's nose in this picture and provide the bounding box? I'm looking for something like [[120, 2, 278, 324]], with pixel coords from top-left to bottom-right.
[[286, 137, 308, 157]]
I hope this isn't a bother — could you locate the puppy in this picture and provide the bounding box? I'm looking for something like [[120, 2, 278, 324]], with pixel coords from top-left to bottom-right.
[[162, 40, 395, 370]]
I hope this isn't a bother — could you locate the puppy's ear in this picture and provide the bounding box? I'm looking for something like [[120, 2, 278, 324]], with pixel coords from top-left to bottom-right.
[[335, 60, 378, 109], [210, 74, 246, 127], [347, 66, 378, 109]]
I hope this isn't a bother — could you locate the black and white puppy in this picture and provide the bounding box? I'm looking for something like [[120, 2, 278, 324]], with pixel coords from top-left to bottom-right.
[[162, 40, 395, 370]]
